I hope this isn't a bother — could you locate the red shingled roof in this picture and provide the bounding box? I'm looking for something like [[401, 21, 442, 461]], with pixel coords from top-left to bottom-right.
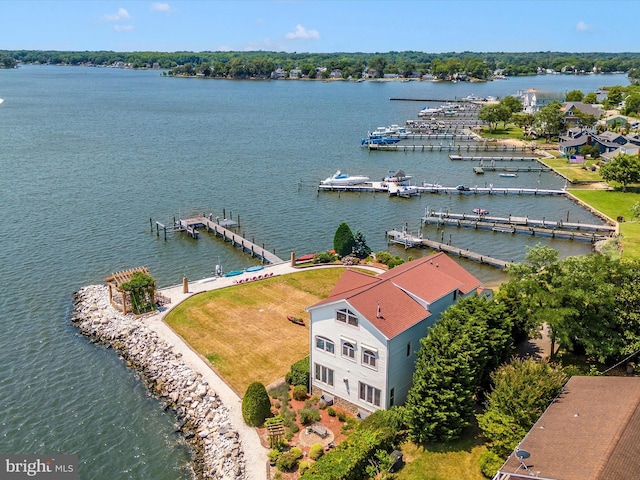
[[309, 253, 482, 339]]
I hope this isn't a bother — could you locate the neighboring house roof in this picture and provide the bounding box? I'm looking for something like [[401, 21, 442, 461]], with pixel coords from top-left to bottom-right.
[[308, 253, 481, 339], [602, 144, 640, 161], [495, 376, 640, 480], [558, 136, 589, 148], [598, 131, 626, 143], [562, 102, 603, 118]]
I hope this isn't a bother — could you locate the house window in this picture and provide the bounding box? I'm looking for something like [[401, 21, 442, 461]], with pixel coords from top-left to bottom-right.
[[314, 363, 334, 387], [336, 308, 358, 327], [315, 336, 335, 354], [359, 382, 381, 407], [362, 349, 377, 369], [342, 341, 356, 360], [406, 341, 412, 357], [453, 289, 458, 301], [389, 388, 395, 407]]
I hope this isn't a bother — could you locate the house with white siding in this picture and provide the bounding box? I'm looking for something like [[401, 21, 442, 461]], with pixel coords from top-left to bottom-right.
[[306, 253, 481, 416]]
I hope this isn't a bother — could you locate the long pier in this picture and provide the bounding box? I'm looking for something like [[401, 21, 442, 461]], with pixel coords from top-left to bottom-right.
[[386, 229, 510, 269], [151, 214, 284, 265], [366, 144, 535, 152], [318, 183, 567, 196], [421, 212, 614, 242], [473, 165, 551, 173], [450, 155, 540, 161]]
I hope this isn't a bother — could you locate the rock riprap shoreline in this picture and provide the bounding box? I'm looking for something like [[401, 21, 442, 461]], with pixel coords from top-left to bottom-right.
[[71, 285, 247, 480]]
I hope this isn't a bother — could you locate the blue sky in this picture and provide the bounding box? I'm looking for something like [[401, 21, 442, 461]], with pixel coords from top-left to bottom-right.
[[1, 0, 638, 53]]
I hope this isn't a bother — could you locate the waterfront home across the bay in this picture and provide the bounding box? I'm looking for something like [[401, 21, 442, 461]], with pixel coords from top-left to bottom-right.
[[306, 253, 481, 416]]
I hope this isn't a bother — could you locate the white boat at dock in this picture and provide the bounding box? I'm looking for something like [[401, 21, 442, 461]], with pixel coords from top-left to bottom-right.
[[388, 182, 419, 198], [321, 170, 370, 186], [383, 169, 413, 184], [418, 106, 443, 116]]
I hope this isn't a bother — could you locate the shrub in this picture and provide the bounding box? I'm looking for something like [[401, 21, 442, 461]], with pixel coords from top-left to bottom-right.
[[268, 449, 282, 464], [334, 222, 355, 257], [293, 385, 308, 401], [318, 400, 327, 409], [285, 356, 310, 389], [341, 255, 360, 266], [299, 460, 311, 475], [374, 250, 392, 265], [242, 382, 272, 427], [276, 447, 303, 472], [337, 412, 346, 422], [327, 407, 336, 417], [478, 451, 504, 478], [309, 443, 325, 461], [314, 251, 336, 264], [387, 256, 406, 269], [299, 406, 321, 425]]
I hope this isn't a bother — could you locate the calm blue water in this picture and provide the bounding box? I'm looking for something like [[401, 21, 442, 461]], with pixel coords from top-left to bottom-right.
[[0, 66, 628, 477]]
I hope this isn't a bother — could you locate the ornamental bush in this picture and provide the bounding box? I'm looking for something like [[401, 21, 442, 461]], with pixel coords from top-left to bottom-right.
[[285, 356, 309, 389], [309, 443, 324, 461], [276, 447, 303, 472], [298, 406, 321, 425], [242, 381, 272, 427], [293, 385, 308, 401]]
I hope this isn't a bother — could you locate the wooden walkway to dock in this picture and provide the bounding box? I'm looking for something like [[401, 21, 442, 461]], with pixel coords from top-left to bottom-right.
[[386, 229, 510, 269], [422, 211, 615, 242], [152, 214, 284, 265], [472, 165, 551, 173]]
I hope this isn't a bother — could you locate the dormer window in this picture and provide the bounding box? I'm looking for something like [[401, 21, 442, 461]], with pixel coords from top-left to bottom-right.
[[336, 308, 358, 327]]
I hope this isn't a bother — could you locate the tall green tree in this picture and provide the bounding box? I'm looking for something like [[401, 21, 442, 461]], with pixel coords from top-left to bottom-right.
[[477, 358, 567, 458], [599, 153, 640, 192], [242, 382, 271, 427], [478, 104, 512, 132], [533, 101, 565, 141], [333, 222, 355, 257], [500, 95, 523, 114], [351, 230, 371, 259], [565, 89, 584, 102]]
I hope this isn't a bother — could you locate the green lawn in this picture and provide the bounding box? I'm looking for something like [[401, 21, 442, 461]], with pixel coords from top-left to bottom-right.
[[477, 125, 525, 140], [540, 157, 602, 183], [396, 426, 488, 480], [570, 189, 640, 259]]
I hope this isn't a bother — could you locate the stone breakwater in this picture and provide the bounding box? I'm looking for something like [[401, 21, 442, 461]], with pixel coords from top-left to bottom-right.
[[71, 285, 247, 480]]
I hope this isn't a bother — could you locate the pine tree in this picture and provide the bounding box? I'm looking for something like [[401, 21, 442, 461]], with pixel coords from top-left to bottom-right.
[[333, 222, 355, 258]]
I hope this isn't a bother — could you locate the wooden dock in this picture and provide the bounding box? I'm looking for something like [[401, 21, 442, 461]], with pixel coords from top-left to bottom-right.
[[318, 183, 567, 197], [151, 214, 284, 265], [449, 155, 540, 161], [367, 144, 535, 152], [473, 165, 551, 173], [421, 212, 614, 242], [386, 229, 510, 269]]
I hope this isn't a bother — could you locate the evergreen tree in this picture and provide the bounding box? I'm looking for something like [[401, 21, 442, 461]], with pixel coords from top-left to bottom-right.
[[333, 222, 355, 257], [242, 382, 271, 427], [351, 230, 371, 259]]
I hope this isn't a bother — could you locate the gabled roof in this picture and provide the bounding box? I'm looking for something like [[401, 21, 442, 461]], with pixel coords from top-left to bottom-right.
[[308, 253, 482, 339], [497, 376, 640, 480], [562, 102, 603, 118]]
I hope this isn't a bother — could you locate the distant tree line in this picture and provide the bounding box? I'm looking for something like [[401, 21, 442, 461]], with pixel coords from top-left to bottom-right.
[[3, 50, 640, 80]]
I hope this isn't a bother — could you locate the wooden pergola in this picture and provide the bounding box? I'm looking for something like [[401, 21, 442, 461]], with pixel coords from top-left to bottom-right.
[[104, 267, 154, 315]]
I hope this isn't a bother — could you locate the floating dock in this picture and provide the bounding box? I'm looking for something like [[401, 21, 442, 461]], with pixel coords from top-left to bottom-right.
[[473, 165, 551, 173], [386, 229, 510, 269], [421, 211, 614, 242]]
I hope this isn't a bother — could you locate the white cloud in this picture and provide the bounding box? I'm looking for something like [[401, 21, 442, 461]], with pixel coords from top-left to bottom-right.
[[114, 25, 134, 32], [103, 8, 131, 21], [152, 3, 171, 12], [576, 20, 591, 32], [285, 24, 320, 40]]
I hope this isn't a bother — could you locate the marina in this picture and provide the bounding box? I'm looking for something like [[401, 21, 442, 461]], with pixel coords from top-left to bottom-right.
[[318, 182, 567, 196], [366, 143, 537, 152]]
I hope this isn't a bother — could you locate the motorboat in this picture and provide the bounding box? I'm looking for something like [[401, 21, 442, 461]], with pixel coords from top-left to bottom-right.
[[472, 208, 489, 215], [396, 185, 419, 198], [362, 136, 402, 145], [321, 170, 370, 186], [499, 173, 518, 178], [383, 169, 413, 184], [418, 106, 443, 116]]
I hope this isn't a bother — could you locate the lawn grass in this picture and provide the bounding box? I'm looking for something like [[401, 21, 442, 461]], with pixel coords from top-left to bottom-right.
[[477, 125, 525, 140], [395, 426, 488, 480], [165, 267, 362, 395], [540, 157, 602, 182], [570, 189, 640, 259]]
